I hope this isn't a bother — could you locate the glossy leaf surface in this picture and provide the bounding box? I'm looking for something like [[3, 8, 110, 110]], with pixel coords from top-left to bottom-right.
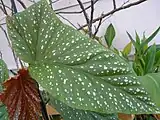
[[0, 68, 41, 120], [7, 0, 160, 114]]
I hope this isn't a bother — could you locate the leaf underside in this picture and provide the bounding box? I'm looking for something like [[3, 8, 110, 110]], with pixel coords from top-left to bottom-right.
[[7, 0, 160, 114], [0, 68, 41, 120], [0, 59, 9, 120]]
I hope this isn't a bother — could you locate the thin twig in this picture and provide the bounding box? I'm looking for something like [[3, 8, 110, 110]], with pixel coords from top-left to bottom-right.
[[55, 1, 90, 12], [10, 70, 17, 75], [58, 14, 78, 29], [16, 0, 26, 9], [0, 0, 8, 15], [0, 6, 6, 14], [93, 14, 112, 37], [89, 0, 94, 37], [0, 25, 19, 69], [52, 0, 60, 3], [113, 0, 117, 9], [27, 0, 36, 3], [10, 0, 18, 14], [49, 0, 53, 9], [0, 3, 13, 11], [122, 0, 130, 6], [93, 16, 103, 37], [19, 59, 24, 68], [113, 0, 116, 9], [77, 0, 91, 37], [78, 0, 147, 30], [56, 0, 99, 14], [0, 22, 6, 26], [35, 81, 49, 120]]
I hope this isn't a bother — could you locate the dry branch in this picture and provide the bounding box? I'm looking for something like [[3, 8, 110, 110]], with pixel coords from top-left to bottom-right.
[[78, 0, 147, 30], [55, 0, 99, 14], [113, 0, 116, 9], [89, 0, 94, 37], [0, 0, 8, 15], [17, 0, 26, 9], [77, 0, 91, 36], [58, 14, 78, 29]]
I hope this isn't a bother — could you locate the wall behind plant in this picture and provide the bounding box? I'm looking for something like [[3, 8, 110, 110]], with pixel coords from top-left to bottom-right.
[[0, 0, 160, 69]]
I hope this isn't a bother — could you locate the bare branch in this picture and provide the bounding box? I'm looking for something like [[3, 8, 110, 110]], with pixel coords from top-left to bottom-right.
[[113, 0, 116, 9], [17, 0, 26, 9], [77, 0, 91, 36], [55, 0, 99, 14], [0, 6, 6, 15], [0, 25, 19, 69], [52, 0, 60, 4], [49, 0, 53, 9], [78, 0, 147, 30], [55, 1, 90, 12], [27, 0, 36, 3], [0, 3, 13, 11], [93, 15, 103, 37], [0, 0, 8, 15], [89, 0, 94, 37], [122, 0, 130, 6], [58, 14, 78, 29], [0, 22, 6, 26], [10, 0, 18, 14]]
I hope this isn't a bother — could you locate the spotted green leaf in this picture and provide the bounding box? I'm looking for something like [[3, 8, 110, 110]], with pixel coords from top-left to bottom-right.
[[0, 104, 8, 120], [7, 0, 160, 114], [0, 59, 9, 120], [44, 92, 118, 120], [0, 60, 9, 91]]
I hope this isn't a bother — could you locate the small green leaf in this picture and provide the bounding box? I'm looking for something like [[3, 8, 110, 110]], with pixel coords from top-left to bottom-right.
[[141, 27, 160, 47], [0, 59, 9, 120], [140, 73, 160, 107], [140, 32, 148, 53], [105, 24, 115, 48], [144, 44, 156, 74], [7, 0, 160, 114], [127, 32, 140, 53], [122, 42, 132, 56], [135, 31, 141, 45]]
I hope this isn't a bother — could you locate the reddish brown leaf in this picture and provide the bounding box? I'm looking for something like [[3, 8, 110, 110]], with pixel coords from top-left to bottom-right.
[[0, 68, 41, 120]]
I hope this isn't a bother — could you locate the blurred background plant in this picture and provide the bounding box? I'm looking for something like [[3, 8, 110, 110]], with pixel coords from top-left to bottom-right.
[[103, 23, 160, 120]]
